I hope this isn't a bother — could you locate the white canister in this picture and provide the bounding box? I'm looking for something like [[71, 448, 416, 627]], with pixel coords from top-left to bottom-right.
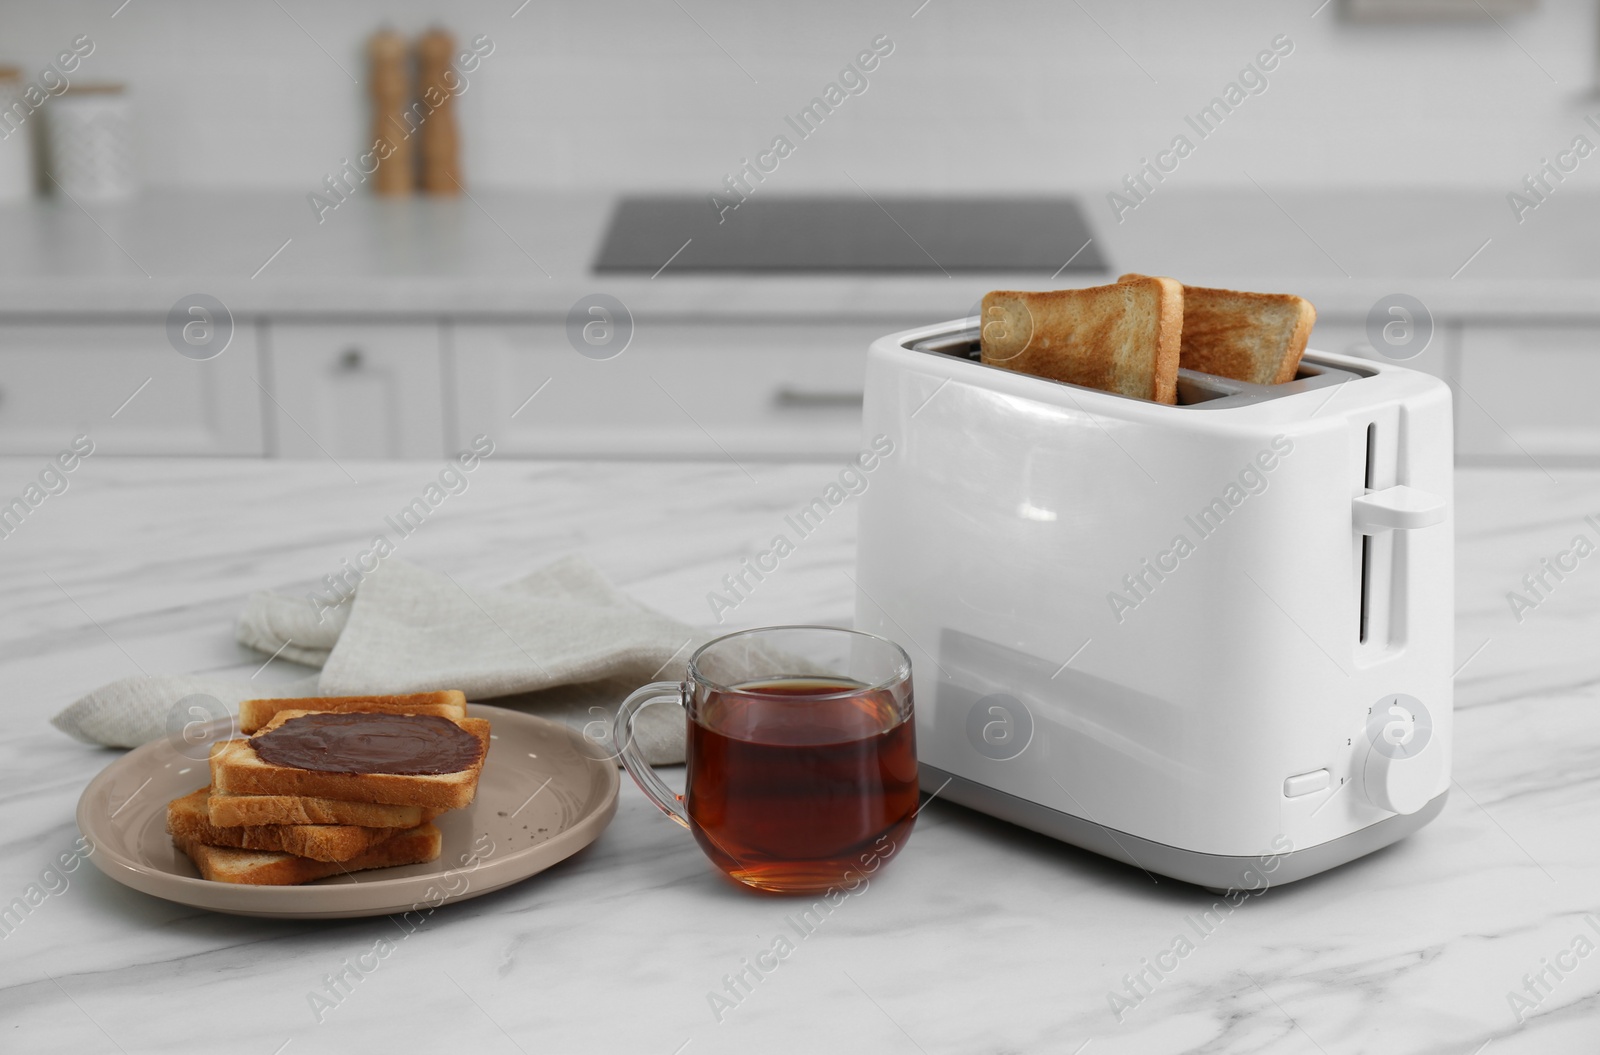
[[0, 68, 35, 202], [45, 84, 135, 201]]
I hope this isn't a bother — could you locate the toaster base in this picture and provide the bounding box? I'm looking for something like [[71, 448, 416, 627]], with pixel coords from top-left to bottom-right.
[[922, 765, 1448, 891]]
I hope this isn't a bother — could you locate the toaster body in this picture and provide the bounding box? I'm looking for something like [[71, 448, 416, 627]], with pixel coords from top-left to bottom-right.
[[854, 319, 1454, 890]]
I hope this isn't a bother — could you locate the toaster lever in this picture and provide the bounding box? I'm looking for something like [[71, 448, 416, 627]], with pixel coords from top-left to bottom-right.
[[1352, 485, 1447, 533]]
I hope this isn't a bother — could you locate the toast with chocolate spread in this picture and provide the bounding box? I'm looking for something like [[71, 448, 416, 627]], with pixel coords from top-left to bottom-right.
[[210, 710, 490, 810], [238, 690, 467, 734]]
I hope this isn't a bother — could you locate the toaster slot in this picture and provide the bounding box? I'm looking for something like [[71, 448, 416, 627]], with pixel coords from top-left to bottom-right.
[[907, 326, 1372, 409], [1359, 537, 1372, 643], [1359, 423, 1375, 643], [1355, 411, 1403, 656]]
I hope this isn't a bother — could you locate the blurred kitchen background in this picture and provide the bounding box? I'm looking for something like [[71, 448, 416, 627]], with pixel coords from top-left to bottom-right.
[[0, 0, 1595, 463]]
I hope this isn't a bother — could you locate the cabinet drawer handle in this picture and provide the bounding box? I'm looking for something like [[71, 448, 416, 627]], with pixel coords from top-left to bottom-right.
[[339, 347, 365, 371], [771, 386, 863, 409]]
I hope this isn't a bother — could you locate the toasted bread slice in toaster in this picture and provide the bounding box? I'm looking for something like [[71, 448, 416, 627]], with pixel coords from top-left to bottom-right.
[[238, 690, 467, 734], [210, 710, 490, 810], [1121, 273, 1315, 385], [979, 277, 1183, 404], [174, 823, 442, 885]]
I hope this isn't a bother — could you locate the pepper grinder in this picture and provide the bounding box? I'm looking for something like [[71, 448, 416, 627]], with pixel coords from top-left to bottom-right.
[[416, 27, 461, 194], [367, 28, 413, 196]]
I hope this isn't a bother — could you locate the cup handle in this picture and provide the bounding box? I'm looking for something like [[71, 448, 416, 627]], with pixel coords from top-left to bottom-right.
[[614, 681, 690, 829]]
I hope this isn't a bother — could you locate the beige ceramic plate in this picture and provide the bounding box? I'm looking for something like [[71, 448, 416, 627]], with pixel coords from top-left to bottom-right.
[[77, 704, 619, 919]]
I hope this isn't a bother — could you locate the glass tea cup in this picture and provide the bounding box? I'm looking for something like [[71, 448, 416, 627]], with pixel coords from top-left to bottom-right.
[[614, 625, 919, 894]]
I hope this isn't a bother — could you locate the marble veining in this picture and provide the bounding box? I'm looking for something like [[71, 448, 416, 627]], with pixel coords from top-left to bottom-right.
[[1, 457, 1598, 1054]]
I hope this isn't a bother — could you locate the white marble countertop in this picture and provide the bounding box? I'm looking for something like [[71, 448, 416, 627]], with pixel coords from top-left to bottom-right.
[[1, 456, 1598, 1054], [3, 188, 1600, 321]]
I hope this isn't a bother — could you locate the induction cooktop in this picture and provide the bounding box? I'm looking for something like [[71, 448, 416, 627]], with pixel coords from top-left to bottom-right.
[[592, 195, 1105, 274]]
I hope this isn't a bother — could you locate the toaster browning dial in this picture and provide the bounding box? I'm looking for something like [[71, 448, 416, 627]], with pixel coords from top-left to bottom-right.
[[1359, 694, 1441, 815]]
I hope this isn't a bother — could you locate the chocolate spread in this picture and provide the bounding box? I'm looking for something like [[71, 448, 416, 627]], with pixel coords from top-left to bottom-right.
[[252, 713, 482, 775]]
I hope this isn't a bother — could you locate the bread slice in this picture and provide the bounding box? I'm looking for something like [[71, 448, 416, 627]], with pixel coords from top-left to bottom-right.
[[1120, 273, 1315, 385], [979, 277, 1183, 404], [167, 788, 404, 863], [210, 710, 490, 810], [238, 690, 467, 734], [207, 789, 432, 829], [174, 823, 442, 885]]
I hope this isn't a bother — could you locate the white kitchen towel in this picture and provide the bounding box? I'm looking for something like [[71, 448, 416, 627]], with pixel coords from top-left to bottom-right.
[[48, 673, 321, 751], [51, 557, 704, 764], [234, 590, 349, 668]]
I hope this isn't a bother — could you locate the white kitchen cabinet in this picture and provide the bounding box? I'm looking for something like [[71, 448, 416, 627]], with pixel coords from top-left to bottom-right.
[[265, 322, 445, 459], [1456, 324, 1600, 462], [451, 321, 903, 459], [0, 321, 263, 455], [6, 313, 1594, 466]]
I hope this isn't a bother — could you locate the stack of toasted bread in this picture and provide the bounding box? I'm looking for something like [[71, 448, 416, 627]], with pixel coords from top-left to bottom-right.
[[167, 691, 489, 885], [979, 275, 1316, 404]]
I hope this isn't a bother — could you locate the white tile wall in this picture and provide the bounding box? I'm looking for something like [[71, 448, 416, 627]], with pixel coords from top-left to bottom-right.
[[0, 0, 1593, 196]]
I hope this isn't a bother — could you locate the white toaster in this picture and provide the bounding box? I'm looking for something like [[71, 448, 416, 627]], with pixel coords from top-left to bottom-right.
[[853, 317, 1454, 890]]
